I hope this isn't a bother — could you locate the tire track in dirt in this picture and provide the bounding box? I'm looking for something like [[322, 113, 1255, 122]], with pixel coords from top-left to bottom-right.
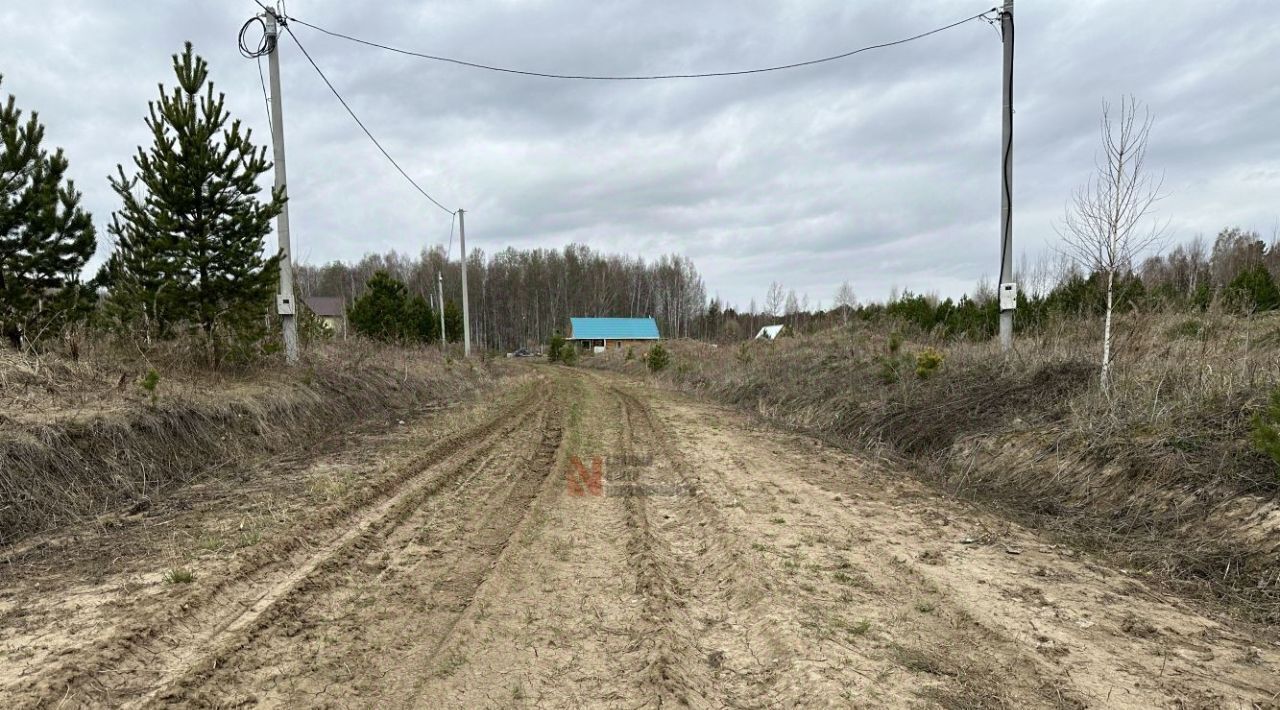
[[614, 381, 878, 707], [168, 374, 568, 706], [611, 385, 714, 708], [13, 380, 548, 709], [647, 382, 1280, 708], [611, 376, 1089, 707], [398, 396, 567, 698], [409, 371, 648, 707]]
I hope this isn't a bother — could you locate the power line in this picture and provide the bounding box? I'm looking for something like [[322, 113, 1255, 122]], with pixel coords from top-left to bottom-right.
[[284, 8, 998, 81], [280, 21, 456, 214], [446, 209, 457, 261]]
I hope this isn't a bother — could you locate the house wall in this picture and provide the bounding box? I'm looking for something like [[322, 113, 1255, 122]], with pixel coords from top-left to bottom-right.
[[574, 339, 658, 351]]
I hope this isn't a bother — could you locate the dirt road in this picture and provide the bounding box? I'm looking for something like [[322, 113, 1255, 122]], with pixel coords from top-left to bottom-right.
[[1, 368, 1277, 708]]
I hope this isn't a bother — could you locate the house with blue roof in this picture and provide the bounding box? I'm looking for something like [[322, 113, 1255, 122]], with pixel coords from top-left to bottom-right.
[[569, 317, 660, 352]]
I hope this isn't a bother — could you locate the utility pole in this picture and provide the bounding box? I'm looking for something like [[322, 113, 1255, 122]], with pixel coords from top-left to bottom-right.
[[458, 208, 471, 357], [264, 10, 299, 364], [998, 0, 1016, 351], [436, 271, 446, 348]]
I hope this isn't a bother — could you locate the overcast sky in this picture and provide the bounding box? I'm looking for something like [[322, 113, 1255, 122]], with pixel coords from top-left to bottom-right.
[[1, 1, 1277, 308]]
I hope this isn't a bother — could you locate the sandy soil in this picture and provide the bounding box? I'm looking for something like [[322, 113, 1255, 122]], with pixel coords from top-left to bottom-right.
[[1, 367, 1277, 708]]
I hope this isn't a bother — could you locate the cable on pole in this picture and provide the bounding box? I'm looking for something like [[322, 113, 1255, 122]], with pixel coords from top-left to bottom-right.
[[999, 7, 1014, 280], [279, 22, 456, 215], [255, 56, 272, 125], [238, 15, 275, 58], [283, 8, 999, 81], [446, 209, 457, 261]]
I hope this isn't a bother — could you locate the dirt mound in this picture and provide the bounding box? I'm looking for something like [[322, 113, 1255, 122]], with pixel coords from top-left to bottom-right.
[[0, 345, 503, 546]]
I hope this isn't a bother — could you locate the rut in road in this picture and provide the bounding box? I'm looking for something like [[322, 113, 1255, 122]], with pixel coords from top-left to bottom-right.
[[14, 382, 548, 708], [166, 378, 567, 706], [4, 368, 1278, 709]]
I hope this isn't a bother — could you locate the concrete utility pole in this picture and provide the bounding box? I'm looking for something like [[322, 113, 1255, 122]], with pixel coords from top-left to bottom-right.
[[458, 208, 471, 357], [436, 271, 446, 348], [998, 0, 1016, 351], [264, 11, 299, 364]]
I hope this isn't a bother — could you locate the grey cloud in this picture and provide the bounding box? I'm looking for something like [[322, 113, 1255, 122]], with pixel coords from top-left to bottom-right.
[[0, 0, 1276, 310]]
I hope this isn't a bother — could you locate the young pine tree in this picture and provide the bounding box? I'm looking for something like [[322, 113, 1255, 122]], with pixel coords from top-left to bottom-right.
[[0, 76, 96, 349], [402, 294, 437, 343], [104, 44, 284, 347], [443, 300, 463, 343], [348, 271, 409, 341]]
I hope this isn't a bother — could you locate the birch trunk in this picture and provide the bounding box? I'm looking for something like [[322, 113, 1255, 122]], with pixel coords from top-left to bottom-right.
[[1101, 267, 1115, 389]]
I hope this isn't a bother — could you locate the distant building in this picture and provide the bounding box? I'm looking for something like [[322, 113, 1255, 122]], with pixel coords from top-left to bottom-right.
[[569, 317, 659, 352], [304, 296, 347, 338], [755, 324, 785, 340]]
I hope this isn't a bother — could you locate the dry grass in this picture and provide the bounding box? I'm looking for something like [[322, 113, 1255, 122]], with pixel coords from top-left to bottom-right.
[[0, 337, 504, 546], [588, 309, 1280, 620]]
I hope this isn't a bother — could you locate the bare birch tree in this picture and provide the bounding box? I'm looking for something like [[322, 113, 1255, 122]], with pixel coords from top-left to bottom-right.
[[764, 282, 785, 317], [1057, 96, 1165, 389], [833, 281, 857, 325]]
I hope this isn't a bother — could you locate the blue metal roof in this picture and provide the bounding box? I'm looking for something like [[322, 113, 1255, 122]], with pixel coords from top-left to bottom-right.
[[569, 317, 660, 340]]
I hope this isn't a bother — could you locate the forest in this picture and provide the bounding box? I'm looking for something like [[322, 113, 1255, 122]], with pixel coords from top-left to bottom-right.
[[296, 225, 1280, 351]]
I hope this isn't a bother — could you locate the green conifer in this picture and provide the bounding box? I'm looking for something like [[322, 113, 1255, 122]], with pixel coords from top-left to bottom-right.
[[349, 271, 410, 341], [444, 300, 464, 343], [0, 76, 96, 348], [104, 44, 284, 346]]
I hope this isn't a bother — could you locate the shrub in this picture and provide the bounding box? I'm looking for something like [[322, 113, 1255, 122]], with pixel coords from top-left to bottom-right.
[[915, 348, 944, 380], [163, 567, 195, 584], [876, 355, 910, 384], [888, 332, 903, 355], [140, 368, 161, 405], [1228, 265, 1280, 313], [560, 344, 578, 366], [1167, 319, 1203, 340], [1251, 387, 1280, 478], [297, 304, 334, 343], [625, 346, 635, 361], [647, 343, 670, 373], [547, 332, 565, 363]]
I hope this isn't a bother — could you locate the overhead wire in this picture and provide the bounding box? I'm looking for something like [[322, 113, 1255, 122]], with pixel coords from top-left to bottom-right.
[[244, 2, 1002, 267], [282, 8, 999, 81], [278, 19, 456, 215]]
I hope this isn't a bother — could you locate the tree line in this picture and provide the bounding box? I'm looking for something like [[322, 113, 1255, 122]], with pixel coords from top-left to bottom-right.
[[703, 225, 1280, 346], [296, 245, 706, 351]]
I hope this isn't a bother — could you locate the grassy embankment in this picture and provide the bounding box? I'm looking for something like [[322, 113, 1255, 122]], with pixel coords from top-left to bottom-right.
[[0, 340, 504, 546], [589, 311, 1280, 621]]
